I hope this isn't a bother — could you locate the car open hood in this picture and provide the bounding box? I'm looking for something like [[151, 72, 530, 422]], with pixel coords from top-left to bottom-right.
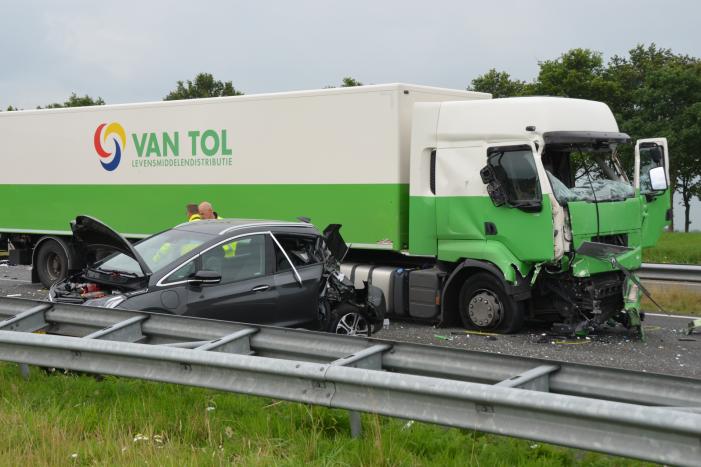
[[322, 224, 349, 263], [71, 215, 152, 276]]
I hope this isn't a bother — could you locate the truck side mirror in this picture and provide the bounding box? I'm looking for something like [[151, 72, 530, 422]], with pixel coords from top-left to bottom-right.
[[481, 165, 506, 207], [480, 165, 494, 184], [487, 183, 507, 207], [649, 166, 667, 191]]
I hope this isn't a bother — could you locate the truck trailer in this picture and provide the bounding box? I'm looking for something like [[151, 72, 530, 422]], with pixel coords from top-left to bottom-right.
[[0, 84, 671, 334]]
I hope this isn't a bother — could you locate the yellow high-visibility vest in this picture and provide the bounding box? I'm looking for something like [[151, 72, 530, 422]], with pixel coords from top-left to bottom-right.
[[222, 241, 237, 258]]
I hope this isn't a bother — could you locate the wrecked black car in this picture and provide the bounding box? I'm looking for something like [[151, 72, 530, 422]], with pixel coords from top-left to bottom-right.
[[49, 216, 385, 336]]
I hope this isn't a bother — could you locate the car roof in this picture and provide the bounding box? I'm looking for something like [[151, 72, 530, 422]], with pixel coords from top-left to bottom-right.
[[173, 218, 318, 236]]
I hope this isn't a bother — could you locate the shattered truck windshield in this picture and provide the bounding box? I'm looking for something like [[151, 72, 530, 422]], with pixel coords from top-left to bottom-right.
[[542, 146, 633, 204]]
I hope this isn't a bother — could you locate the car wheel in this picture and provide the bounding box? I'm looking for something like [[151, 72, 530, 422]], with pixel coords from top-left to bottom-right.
[[36, 240, 69, 288], [458, 272, 524, 333], [327, 304, 371, 337]]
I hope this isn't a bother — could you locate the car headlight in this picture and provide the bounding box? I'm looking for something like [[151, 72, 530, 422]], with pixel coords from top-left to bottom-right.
[[84, 295, 126, 309]]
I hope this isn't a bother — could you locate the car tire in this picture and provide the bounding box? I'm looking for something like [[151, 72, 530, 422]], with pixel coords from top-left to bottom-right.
[[458, 272, 524, 333], [36, 240, 69, 288], [326, 303, 372, 337]]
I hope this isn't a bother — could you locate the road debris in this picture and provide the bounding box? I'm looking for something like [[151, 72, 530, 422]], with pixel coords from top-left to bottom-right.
[[687, 318, 701, 336], [434, 334, 452, 341]]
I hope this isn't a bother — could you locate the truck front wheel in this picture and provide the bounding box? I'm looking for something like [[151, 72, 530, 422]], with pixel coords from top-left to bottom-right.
[[458, 273, 524, 333], [36, 240, 69, 288]]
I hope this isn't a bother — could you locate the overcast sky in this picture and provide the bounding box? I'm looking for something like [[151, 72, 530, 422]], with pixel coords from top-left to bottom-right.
[[2, 0, 700, 228]]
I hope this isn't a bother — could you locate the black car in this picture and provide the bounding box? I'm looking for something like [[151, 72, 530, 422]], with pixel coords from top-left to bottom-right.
[[49, 216, 385, 336]]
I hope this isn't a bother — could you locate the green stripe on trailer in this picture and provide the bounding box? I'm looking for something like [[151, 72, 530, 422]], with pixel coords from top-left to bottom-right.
[[1, 184, 409, 248]]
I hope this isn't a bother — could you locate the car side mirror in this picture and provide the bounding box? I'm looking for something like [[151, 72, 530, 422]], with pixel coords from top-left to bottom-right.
[[187, 270, 222, 286], [649, 166, 667, 191]]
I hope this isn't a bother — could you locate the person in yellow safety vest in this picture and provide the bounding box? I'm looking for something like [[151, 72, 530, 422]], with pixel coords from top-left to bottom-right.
[[198, 201, 218, 220], [198, 201, 236, 257], [222, 241, 237, 258], [187, 203, 202, 222]]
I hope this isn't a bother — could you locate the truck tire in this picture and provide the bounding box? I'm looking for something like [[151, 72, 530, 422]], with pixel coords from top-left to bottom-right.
[[458, 272, 524, 333], [36, 240, 69, 288], [326, 303, 372, 337]]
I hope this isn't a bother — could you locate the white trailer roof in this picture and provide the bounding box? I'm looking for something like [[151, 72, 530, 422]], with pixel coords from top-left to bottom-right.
[[0, 83, 489, 116]]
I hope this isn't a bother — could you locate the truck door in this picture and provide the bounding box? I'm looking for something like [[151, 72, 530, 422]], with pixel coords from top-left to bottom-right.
[[635, 138, 671, 247], [435, 142, 554, 263]]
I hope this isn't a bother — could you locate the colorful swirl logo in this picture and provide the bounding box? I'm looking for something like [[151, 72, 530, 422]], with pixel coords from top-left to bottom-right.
[[94, 122, 126, 171]]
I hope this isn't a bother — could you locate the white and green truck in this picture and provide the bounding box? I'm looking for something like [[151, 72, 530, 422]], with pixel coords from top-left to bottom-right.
[[0, 84, 670, 334]]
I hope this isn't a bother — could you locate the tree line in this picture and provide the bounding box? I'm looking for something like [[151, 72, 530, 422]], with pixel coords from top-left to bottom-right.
[[3, 43, 699, 230]]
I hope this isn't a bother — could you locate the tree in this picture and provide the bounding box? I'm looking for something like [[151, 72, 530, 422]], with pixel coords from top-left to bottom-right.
[[41, 92, 105, 109], [340, 77, 363, 87], [469, 69, 530, 97], [532, 49, 620, 104], [607, 45, 701, 231], [164, 73, 243, 100]]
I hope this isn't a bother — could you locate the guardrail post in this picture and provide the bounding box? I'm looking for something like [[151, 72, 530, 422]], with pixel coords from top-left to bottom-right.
[[0, 303, 53, 379], [19, 363, 29, 380], [495, 365, 560, 392], [331, 344, 392, 438]]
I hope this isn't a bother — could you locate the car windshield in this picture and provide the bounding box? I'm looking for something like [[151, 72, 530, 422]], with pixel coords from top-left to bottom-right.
[[542, 146, 634, 204], [95, 229, 213, 276]]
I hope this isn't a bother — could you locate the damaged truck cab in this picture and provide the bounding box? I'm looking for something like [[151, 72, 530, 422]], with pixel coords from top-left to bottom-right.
[[407, 97, 670, 335]]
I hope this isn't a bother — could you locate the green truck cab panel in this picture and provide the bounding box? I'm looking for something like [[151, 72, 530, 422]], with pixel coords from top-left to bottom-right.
[[636, 137, 672, 248], [640, 190, 671, 248], [435, 195, 554, 264], [571, 245, 643, 277], [438, 238, 529, 283], [567, 198, 642, 247], [567, 198, 644, 277], [409, 195, 437, 255]]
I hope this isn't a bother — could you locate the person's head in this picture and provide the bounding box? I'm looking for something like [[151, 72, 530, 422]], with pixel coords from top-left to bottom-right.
[[198, 201, 215, 219], [186, 204, 199, 218]]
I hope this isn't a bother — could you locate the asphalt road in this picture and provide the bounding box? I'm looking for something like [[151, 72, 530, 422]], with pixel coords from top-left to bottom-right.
[[1, 263, 699, 379]]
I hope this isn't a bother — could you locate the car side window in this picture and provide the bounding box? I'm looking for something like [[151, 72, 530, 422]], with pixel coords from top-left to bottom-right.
[[163, 260, 197, 284], [274, 234, 323, 272], [200, 234, 266, 284]]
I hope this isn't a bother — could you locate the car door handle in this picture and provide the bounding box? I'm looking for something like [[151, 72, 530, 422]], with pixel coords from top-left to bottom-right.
[[251, 285, 270, 292]]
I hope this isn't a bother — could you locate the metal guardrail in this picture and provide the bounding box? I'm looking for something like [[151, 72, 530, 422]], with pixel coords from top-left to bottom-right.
[[0, 297, 700, 465], [639, 262, 701, 284]]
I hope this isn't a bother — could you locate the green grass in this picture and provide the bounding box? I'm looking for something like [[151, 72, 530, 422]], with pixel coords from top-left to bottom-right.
[[642, 284, 701, 316], [0, 364, 650, 466], [643, 232, 701, 265]]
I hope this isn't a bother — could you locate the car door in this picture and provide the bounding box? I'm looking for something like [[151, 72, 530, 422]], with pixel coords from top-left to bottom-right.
[[635, 138, 671, 247], [183, 233, 279, 324], [270, 232, 324, 329]]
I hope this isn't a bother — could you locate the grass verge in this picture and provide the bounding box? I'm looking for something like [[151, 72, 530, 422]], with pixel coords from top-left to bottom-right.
[[0, 363, 651, 466], [643, 232, 701, 265], [642, 284, 701, 316]]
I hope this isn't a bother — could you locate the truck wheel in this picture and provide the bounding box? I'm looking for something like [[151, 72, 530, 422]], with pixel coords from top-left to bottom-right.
[[458, 273, 524, 333], [36, 240, 68, 288], [327, 303, 371, 337]]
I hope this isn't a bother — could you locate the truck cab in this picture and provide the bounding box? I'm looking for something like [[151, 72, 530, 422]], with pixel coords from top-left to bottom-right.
[[409, 97, 670, 334]]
